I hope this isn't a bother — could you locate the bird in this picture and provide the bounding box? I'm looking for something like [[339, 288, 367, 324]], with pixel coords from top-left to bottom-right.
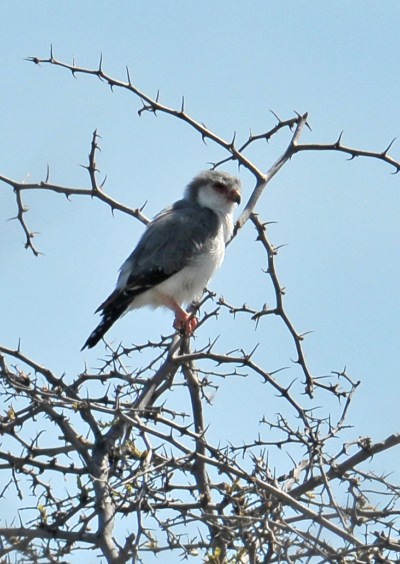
[[81, 170, 241, 350]]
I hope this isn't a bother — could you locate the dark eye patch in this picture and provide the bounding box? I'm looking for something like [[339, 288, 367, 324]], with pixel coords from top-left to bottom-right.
[[213, 182, 226, 192]]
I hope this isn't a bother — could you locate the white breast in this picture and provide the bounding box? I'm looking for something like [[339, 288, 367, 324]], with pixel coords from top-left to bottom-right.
[[159, 222, 226, 305]]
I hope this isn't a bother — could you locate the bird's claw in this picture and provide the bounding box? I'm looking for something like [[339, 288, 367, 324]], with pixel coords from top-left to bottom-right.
[[173, 313, 198, 335]]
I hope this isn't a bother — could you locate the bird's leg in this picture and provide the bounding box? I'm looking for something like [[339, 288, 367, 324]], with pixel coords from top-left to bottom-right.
[[163, 295, 198, 335], [173, 309, 198, 335]]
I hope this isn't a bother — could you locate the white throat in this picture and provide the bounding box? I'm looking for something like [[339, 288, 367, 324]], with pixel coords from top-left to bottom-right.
[[215, 209, 234, 244]]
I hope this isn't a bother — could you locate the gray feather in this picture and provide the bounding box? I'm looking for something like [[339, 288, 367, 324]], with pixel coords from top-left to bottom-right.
[[119, 199, 220, 288]]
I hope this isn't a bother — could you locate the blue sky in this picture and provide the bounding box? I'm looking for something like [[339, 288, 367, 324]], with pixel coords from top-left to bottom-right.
[[1, 1, 400, 560]]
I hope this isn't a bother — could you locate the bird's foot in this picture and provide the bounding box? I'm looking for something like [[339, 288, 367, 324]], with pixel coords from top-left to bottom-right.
[[173, 311, 198, 335]]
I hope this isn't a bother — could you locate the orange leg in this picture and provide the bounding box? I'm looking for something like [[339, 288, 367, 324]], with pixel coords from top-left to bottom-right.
[[162, 295, 198, 335], [173, 309, 198, 335]]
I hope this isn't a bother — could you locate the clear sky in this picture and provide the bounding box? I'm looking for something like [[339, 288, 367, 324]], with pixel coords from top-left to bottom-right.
[[1, 1, 400, 561]]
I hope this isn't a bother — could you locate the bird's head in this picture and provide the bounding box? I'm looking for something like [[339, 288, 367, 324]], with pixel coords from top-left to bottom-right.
[[185, 170, 241, 214]]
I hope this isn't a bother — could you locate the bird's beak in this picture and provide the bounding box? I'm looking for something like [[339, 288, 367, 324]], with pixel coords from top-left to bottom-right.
[[230, 189, 241, 205]]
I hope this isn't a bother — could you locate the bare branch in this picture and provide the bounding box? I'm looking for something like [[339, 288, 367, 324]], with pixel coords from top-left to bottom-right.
[[1, 51, 399, 564], [294, 136, 400, 173]]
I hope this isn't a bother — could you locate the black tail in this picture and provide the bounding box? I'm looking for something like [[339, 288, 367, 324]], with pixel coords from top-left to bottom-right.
[[81, 291, 129, 350], [81, 313, 120, 350]]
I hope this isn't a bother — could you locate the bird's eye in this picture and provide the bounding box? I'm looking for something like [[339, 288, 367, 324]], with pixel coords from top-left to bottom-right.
[[213, 182, 225, 192]]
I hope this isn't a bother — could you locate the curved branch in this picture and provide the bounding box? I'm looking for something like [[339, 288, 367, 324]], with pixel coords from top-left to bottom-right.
[[294, 137, 400, 173]]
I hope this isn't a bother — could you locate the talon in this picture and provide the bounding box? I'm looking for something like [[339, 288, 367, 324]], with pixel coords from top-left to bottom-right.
[[173, 311, 198, 335]]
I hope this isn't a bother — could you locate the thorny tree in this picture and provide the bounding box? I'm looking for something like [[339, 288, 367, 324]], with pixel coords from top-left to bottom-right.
[[1, 50, 400, 563]]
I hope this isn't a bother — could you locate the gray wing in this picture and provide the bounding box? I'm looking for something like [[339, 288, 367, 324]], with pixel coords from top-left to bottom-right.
[[117, 199, 220, 291]]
